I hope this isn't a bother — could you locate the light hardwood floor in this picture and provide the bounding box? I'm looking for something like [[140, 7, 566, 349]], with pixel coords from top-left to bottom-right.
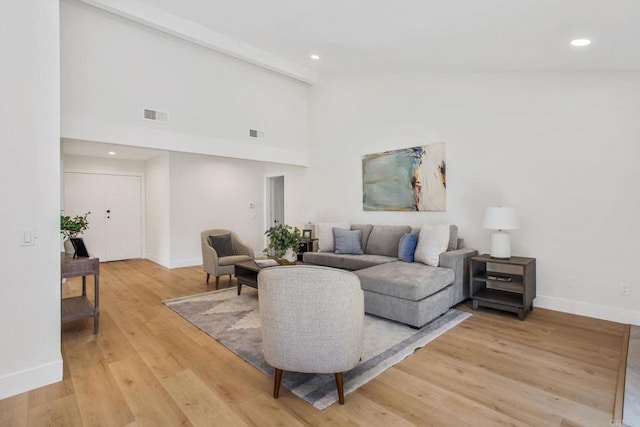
[[0, 259, 628, 426]]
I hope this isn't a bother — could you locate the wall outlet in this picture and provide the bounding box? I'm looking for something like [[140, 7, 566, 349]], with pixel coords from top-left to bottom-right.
[[620, 282, 630, 296], [565, 275, 575, 288]]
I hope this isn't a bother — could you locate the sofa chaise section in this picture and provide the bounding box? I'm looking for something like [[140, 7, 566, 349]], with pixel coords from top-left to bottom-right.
[[303, 224, 477, 328]]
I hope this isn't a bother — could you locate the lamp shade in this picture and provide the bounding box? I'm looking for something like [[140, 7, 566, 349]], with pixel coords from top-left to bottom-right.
[[483, 207, 519, 230]]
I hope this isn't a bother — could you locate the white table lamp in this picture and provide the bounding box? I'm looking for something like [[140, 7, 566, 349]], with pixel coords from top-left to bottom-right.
[[483, 207, 519, 259]]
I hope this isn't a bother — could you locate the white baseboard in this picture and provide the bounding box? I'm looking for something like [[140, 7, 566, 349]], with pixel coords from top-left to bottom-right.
[[0, 357, 63, 400], [169, 257, 202, 269], [144, 253, 170, 268], [144, 255, 201, 269], [535, 295, 640, 326]]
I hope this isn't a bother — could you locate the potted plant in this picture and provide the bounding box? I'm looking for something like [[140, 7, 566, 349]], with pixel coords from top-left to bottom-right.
[[264, 224, 305, 264], [60, 212, 90, 254]]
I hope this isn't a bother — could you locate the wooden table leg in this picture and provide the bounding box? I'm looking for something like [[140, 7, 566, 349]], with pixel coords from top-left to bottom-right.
[[93, 272, 99, 334]]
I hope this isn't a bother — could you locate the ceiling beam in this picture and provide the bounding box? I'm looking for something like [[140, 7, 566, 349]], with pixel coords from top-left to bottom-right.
[[78, 0, 318, 84]]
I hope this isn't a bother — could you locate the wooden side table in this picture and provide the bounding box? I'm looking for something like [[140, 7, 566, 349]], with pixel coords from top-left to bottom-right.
[[235, 260, 262, 295], [61, 253, 100, 333], [235, 259, 305, 295], [297, 239, 318, 261], [469, 254, 536, 320]]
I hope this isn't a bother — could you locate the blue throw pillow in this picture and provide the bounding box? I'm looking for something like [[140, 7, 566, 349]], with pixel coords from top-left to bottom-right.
[[398, 233, 418, 262], [334, 228, 364, 255]]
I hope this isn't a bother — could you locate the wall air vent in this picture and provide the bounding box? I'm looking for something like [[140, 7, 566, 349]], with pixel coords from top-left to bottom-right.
[[143, 109, 169, 123], [249, 129, 264, 139]]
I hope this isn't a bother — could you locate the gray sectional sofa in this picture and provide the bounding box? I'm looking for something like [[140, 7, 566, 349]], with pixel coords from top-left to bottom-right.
[[303, 224, 477, 328]]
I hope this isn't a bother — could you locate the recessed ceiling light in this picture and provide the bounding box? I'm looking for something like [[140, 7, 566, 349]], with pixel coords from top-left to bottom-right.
[[570, 39, 591, 47], [310, 54, 320, 60], [108, 151, 117, 155]]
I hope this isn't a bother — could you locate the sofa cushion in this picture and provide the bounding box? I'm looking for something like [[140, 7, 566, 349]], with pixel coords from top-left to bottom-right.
[[208, 234, 235, 257], [350, 224, 373, 251], [341, 254, 397, 271], [334, 228, 364, 255], [317, 222, 350, 252], [415, 224, 450, 267], [363, 284, 453, 328], [302, 251, 345, 269], [365, 225, 411, 257], [398, 233, 418, 263], [355, 261, 454, 301], [218, 254, 252, 266]]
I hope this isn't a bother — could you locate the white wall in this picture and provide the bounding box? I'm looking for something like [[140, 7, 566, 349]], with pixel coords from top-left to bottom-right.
[[306, 72, 640, 324], [146, 153, 171, 266], [60, 0, 309, 166], [0, 1, 62, 399], [61, 151, 310, 270], [167, 152, 268, 268]]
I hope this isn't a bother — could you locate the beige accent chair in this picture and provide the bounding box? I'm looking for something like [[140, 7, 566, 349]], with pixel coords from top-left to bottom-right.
[[201, 229, 254, 288], [258, 265, 364, 404]]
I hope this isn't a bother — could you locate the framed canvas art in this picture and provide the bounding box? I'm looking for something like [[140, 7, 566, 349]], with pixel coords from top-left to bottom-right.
[[362, 143, 446, 211]]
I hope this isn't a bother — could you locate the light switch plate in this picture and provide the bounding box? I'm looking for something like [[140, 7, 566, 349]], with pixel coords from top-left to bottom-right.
[[21, 229, 35, 246]]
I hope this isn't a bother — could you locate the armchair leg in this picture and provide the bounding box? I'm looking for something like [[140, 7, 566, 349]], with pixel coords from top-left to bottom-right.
[[335, 372, 345, 404], [206, 273, 210, 283], [215, 276, 220, 289], [273, 368, 283, 398]]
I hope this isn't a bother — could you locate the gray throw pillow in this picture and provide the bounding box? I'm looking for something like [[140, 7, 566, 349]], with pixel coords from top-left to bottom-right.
[[334, 228, 364, 255], [208, 234, 235, 257]]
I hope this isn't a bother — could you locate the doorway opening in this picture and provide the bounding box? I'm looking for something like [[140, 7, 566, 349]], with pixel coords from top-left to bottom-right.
[[266, 175, 285, 234]]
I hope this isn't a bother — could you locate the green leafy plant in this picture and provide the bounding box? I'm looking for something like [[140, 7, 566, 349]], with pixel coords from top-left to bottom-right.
[[60, 212, 91, 239], [264, 224, 305, 258]]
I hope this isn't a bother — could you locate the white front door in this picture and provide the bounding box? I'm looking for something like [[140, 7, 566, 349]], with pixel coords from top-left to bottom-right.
[[64, 172, 142, 261]]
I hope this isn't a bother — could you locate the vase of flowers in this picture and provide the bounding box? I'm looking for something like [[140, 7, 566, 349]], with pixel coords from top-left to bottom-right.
[[60, 212, 90, 254], [264, 224, 305, 265]]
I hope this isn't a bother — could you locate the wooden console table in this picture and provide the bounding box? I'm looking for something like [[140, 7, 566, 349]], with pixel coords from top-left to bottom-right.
[[61, 253, 100, 333]]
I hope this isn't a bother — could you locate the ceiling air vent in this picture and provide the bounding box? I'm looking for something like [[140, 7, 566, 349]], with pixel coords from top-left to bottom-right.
[[143, 109, 169, 123], [249, 129, 264, 139]]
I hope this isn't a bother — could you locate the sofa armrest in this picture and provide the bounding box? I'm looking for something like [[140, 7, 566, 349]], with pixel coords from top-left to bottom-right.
[[439, 248, 478, 305]]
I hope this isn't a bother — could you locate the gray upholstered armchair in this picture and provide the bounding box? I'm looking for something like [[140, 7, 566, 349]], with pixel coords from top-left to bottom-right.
[[258, 265, 364, 404], [201, 229, 254, 288]]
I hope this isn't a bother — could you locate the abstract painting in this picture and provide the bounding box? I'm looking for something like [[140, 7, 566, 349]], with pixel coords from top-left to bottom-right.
[[362, 143, 446, 211]]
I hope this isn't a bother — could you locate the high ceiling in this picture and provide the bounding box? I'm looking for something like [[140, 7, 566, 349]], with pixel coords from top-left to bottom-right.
[[65, 0, 640, 160], [140, 0, 640, 73]]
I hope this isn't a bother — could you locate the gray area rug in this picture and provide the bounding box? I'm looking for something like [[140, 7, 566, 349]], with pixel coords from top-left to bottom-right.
[[164, 287, 471, 410], [625, 325, 640, 427]]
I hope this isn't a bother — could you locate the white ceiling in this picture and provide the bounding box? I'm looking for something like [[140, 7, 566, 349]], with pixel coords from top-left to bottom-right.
[[62, 138, 164, 161], [139, 0, 640, 73]]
